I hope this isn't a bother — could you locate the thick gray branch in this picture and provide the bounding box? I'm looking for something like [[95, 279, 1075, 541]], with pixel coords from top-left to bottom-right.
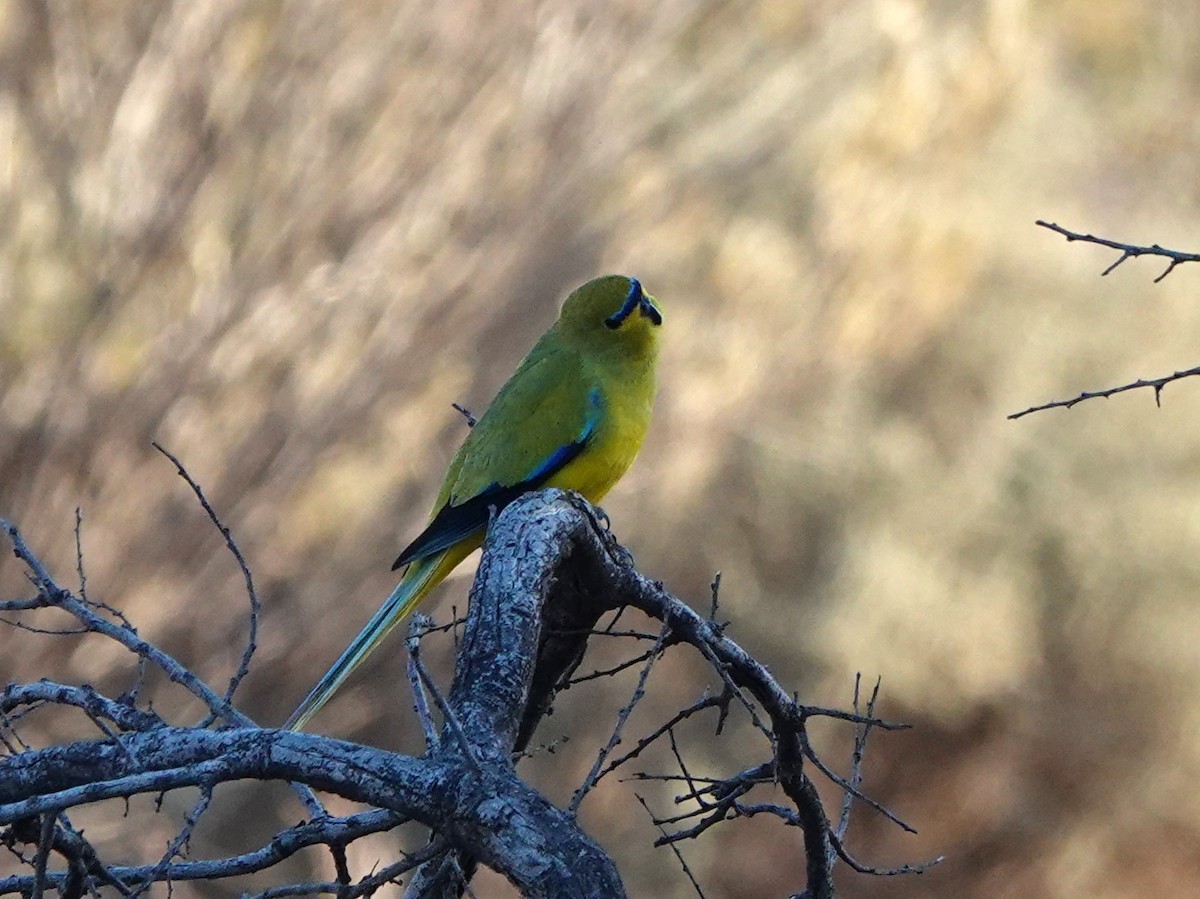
[[0, 726, 620, 897], [2, 490, 896, 897], [447, 492, 622, 758], [0, 729, 439, 821], [1, 496, 630, 899], [404, 492, 630, 897], [467, 490, 842, 895]]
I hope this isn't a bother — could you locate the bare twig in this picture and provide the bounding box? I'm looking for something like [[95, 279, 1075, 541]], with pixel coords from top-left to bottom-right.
[[1011, 222, 1200, 419], [731, 800, 801, 824], [129, 784, 214, 899], [1036, 220, 1200, 281], [30, 813, 54, 899], [798, 729, 916, 834], [406, 616, 439, 751], [1008, 364, 1200, 419], [563, 648, 659, 686], [73, 508, 88, 603], [0, 517, 327, 821], [0, 598, 51, 612], [410, 647, 482, 775], [796, 701, 906, 731], [691, 636, 772, 740], [0, 618, 87, 636], [546, 627, 663, 641], [836, 676, 877, 840], [151, 443, 260, 709], [73, 512, 136, 631], [634, 794, 708, 898], [2, 520, 233, 723], [570, 618, 671, 814], [663, 762, 775, 806], [650, 789, 749, 842], [666, 727, 700, 811], [829, 675, 881, 873], [1, 809, 409, 895], [829, 832, 944, 877], [599, 694, 724, 779]]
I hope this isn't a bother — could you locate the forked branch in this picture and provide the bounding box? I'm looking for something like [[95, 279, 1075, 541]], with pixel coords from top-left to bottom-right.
[[2, 488, 934, 897]]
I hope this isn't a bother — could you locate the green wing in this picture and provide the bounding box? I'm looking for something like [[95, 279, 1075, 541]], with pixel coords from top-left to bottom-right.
[[393, 342, 601, 569]]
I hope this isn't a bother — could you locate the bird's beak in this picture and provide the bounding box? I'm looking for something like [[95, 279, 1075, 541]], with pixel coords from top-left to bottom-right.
[[638, 291, 662, 326]]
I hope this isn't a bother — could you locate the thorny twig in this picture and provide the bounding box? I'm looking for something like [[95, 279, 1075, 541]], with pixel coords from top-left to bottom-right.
[[634, 793, 708, 899], [1011, 222, 1200, 419], [570, 618, 672, 813], [407, 615, 440, 750], [837, 676, 878, 835], [0, 513, 327, 826], [151, 443, 260, 711], [409, 642, 483, 775], [563, 648, 659, 686], [1036, 220, 1200, 282], [1008, 364, 1200, 419], [600, 693, 725, 779], [2, 810, 412, 896], [129, 784, 214, 899]]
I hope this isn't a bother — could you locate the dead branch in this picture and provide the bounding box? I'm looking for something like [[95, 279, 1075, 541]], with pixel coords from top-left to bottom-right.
[[1008, 364, 1200, 419], [1011, 222, 1200, 419], [1, 488, 933, 897], [1035, 220, 1200, 281]]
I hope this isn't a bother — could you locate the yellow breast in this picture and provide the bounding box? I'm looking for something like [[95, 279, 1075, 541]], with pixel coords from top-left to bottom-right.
[[546, 361, 657, 503]]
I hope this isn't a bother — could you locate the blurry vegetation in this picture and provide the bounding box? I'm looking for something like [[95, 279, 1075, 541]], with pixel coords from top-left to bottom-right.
[[4, 1, 1200, 896]]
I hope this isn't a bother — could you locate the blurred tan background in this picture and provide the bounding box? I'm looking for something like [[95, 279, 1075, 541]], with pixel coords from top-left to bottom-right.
[[4, 1, 1200, 896]]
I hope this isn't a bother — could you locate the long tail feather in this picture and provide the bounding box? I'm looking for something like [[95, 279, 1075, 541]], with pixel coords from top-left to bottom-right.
[[284, 553, 448, 731]]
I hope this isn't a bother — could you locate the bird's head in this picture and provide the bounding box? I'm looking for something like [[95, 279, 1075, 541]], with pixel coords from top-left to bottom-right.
[[558, 275, 662, 362]]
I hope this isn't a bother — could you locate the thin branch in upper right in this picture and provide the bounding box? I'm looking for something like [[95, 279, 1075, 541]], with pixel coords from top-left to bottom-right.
[[1010, 222, 1200, 419]]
